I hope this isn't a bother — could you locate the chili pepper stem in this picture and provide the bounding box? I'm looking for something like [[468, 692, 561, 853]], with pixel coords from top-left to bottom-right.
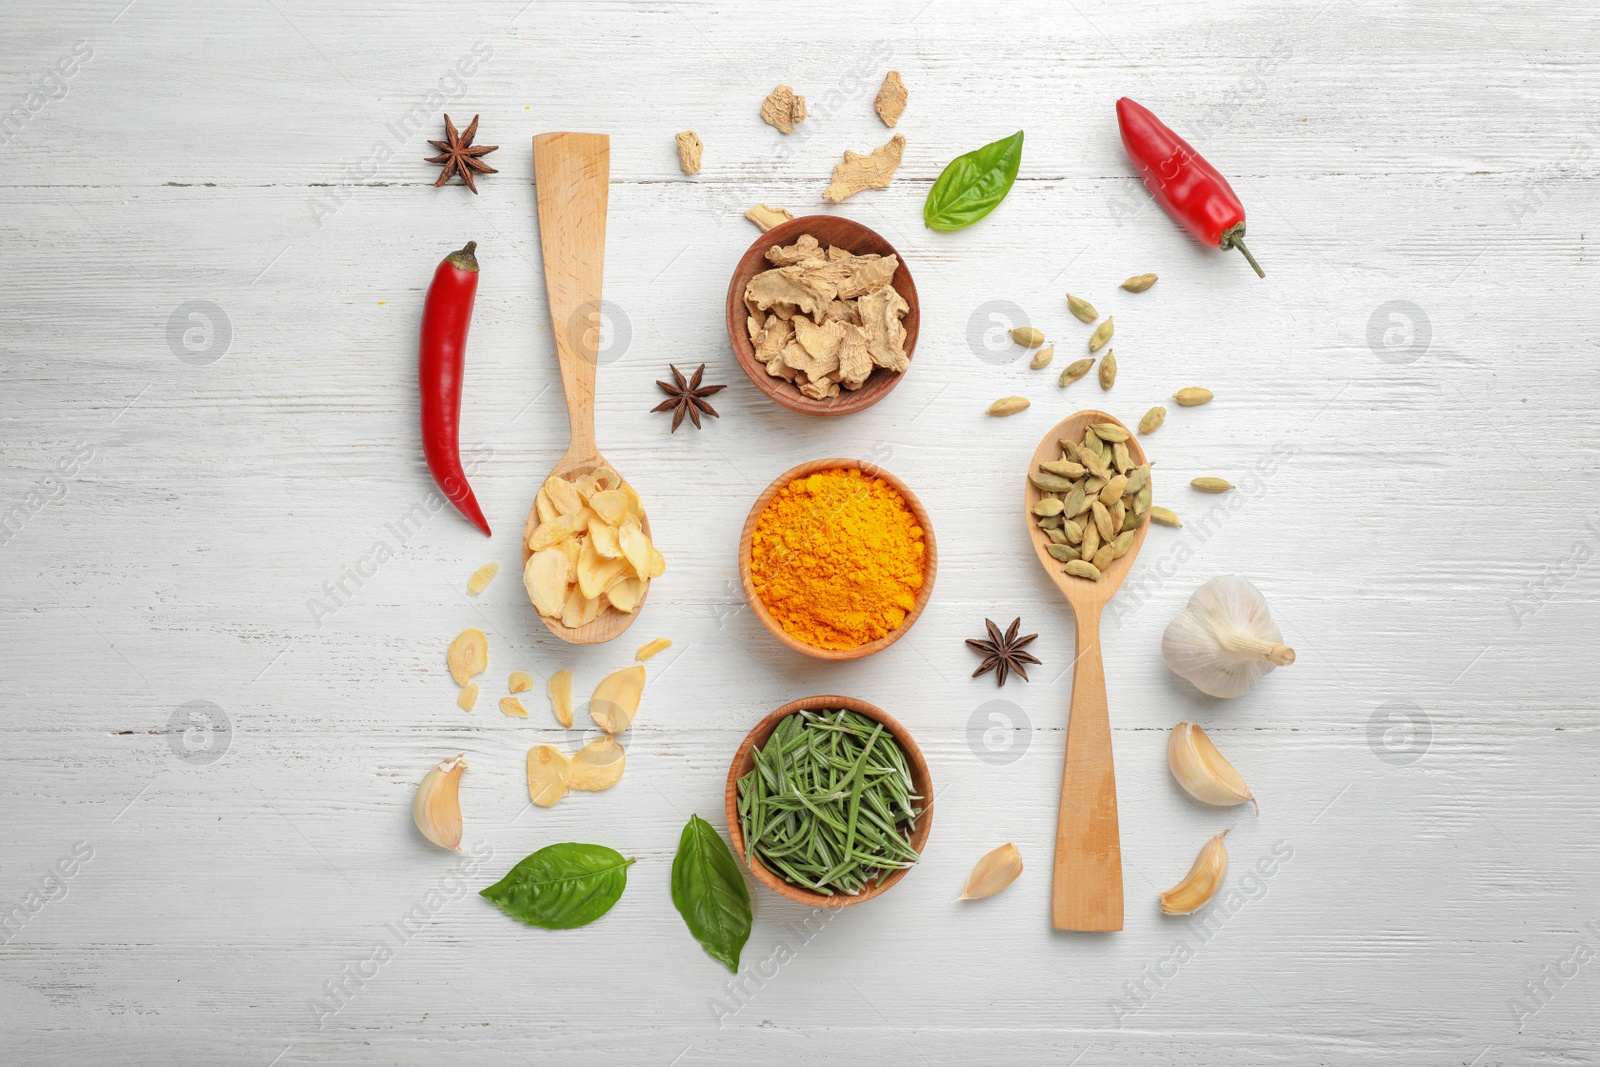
[[445, 240, 479, 272], [1231, 237, 1265, 278]]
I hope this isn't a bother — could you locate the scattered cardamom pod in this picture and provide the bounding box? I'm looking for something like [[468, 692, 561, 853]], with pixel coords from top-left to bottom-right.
[[1059, 357, 1094, 387], [1010, 326, 1046, 348], [1174, 387, 1214, 407], [1191, 477, 1234, 493], [1098, 351, 1117, 389], [1064, 559, 1102, 581], [988, 396, 1030, 416], [1088, 316, 1114, 353], [1139, 406, 1167, 435], [1121, 273, 1158, 293], [1032, 498, 1065, 517], [1150, 505, 1181, 527], [1066, 294, 1098, 323], [1030, 344, 1055, 370], [1090, 422, 1129, 443]]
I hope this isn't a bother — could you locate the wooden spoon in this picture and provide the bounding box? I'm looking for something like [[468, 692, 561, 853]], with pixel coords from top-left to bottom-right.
[[523, 132, 649, 645], [1025, 410, 1150, 932]]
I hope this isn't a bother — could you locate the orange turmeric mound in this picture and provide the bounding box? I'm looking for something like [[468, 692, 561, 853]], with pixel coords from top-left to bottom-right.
[[749, 467, 926, 650]]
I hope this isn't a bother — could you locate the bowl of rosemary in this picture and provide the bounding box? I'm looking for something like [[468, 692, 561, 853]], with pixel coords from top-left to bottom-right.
[[724, 696, 933, 906]]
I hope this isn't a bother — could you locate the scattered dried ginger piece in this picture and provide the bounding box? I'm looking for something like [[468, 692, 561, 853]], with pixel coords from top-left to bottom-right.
[[744, 204, 795, 232], [547, 669, 574, 727], [466, 562, 499, 596], [636, 638, 672, 661], [675, 130, 702, 175], [508, 670, 533, 693], [457, 683, 479, 712], [874, 71, 907, 127], [823, 134, 905, 203], [760, 84, 807, 134], [500, 696, 528, 718], [447, 629, 488, 685]]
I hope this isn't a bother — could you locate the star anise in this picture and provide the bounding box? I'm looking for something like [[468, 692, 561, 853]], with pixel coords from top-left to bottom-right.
[[426, 114, 499, 194], [652, 363, 727, 432], [966, 617, 1041, 687]]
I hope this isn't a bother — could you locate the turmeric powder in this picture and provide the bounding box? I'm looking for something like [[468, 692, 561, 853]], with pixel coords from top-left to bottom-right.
[[749, 467, 926, 650]]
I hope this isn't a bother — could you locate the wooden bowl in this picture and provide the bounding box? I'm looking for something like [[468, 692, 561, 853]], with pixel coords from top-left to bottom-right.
[[738, 458, 937, 660], [725, 215, 920, 417], [725, 695, 934, 907]]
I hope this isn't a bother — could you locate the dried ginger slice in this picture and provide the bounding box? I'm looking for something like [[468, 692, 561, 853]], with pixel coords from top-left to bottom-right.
[[874, 71, 907, 127], [744, 204, 795, 232], [675, 130, 702, 175], [765, 233, 822, 266], [788, 318, 846, 380], [745, 265, 833, 321], [836, 324, 873, 389], [823, 134, 905, 203], [838, 255, 899, 300], [759, 84, 807, 134], [855, 284, 911, 372]]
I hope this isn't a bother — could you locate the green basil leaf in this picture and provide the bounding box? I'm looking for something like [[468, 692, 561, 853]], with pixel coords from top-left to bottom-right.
[[670, 815, 752, 972], [923, 130, 1025, 231], [480, 843, 634, 930]]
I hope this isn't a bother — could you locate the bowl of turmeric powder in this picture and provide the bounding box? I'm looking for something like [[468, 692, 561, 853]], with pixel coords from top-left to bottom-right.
[[738, 459, 936, 659]]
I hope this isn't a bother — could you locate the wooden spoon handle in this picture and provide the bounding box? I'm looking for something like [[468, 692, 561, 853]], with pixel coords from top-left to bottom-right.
[[1051, 603, 1124, 931], [533, 132, 609, 462]]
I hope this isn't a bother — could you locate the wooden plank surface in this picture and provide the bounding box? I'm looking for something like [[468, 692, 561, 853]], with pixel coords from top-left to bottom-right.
[[3, 1, 1598, 1063]]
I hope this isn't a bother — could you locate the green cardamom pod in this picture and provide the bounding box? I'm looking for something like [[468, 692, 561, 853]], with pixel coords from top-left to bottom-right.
[[1010, 326, 1046, 348], [1174, 387, 1213, 407], [1088, 316, 1114, 353], [1149, 506, 1181, 527], [1066, 294, 1098, 323], [1139, 406, 1167, 435], [1191, 476, 1234, 493], [1120, 273, 1158, 293], [1058, 357, 1094, 387], [1098, 351, 1117, 389], [1090, 422, 1129, 442]]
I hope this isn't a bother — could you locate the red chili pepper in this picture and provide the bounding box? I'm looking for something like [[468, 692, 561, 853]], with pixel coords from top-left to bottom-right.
[[420, 240, 491, 536], [1115, 98, 1264, 278]]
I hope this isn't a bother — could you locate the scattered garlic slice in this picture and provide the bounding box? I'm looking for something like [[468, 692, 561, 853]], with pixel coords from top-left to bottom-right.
[[547, 669, 574, 727], [1159, 830, 1230, 915], [457, 683, 479, 712], [500, 697, 528, 718], [412, 755, 468, 852], [569, 736, 626, 792], [447, 629, 488, 686], [1168, 722, 1256, 811], [635, 637, 671, 661], [590, 666, 645, 734], [466, 562, 500, 596], [508, 671, 533, 694], [1162, 575, 1295, 698], [527, 745, 571, 807], [959, 843, 1024, 900]]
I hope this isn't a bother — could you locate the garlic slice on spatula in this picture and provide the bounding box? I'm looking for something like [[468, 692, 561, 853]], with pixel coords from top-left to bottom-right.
[[1162, 575, 1295, 698]]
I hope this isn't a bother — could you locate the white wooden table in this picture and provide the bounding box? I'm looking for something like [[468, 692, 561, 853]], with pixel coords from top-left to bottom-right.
[[4, 1, 1597, 1063]]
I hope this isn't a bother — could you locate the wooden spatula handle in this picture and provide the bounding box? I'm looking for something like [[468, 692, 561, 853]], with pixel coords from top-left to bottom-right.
[[1052, 603, 1124, 931], [532, 132, 609, 461]]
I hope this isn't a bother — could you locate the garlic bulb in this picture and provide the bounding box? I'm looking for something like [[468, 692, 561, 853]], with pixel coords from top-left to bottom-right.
[[1162, 575, 1295, 698]]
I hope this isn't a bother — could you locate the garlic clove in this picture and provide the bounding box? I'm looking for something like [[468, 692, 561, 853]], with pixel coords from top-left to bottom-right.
[[412, 754, 468, 852], [1162, 575, 1295, 698], [958, 843, 1024, 900], [1168, 722, 1256, 811], [1160, 829, 1229, 915]]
